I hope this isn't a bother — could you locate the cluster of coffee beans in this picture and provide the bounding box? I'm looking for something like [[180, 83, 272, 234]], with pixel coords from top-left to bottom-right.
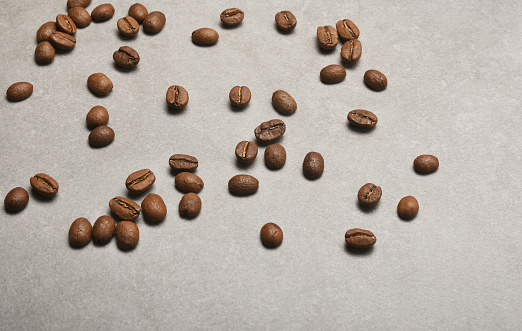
[[4, 173, 58, 213]]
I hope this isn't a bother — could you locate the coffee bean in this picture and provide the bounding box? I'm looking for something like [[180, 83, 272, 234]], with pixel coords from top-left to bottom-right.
[[320, 64, 346, 84], [317, 25, 338, 50], [265, 144, 286, 170], [87, 73, 113, 96], [336, 19, 360, 41], [6, 82, 33, 102], [142, 193, 167, 223], [30, 173, 59, 197], [117, 16, 140, 37], [128, 3, 148, 24], [303, 152, 324, 180], [67, 0, 91, 9], [192, 28, 219, 45], [347, 109, 378, 128], [357, 183, 382, 207], [115, 221, 139, 250], [414, 155, 439, 174], [86, 105, 109, 129], [229, 86, 251, 108], [220, 8, 244, 26], [235, 141, 258, 164], [166, 85, 189, 110], [169, 154, 198, 172], [364, 70, 387, 91], [340, 39, 362, 64], [345, 228, 376, 248], [69, 218, 92, 248], [275, 11, 297, 32], [113, 46, 140, 68], [143, 11, 166, 34], [228, 175, 259, 196], [126, 169, 155, 194], [175, 172, 204, 193], [49, 31, 76, 50], [109, 196, 141, 221], [179, 193, 201, 218], [260, 223, 283, 248], [91, 215, 115, 245], [56, 14, 77, 34], [68, 7, 91, 28], [272, 90, 297, 115], [254, 119, 286, 142], [35, 42, 55, 65], [91, 4, 115, 23], [397, 196, 419, 219], [89, 125, 114, 148], [4, 187, 29, 213], [36, 22, 57, 42]]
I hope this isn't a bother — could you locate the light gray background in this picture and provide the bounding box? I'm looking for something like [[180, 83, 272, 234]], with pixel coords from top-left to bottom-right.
[[0, 0, 520, 330]]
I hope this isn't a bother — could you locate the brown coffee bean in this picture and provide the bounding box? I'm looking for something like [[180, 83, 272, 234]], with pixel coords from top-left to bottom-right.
[[272, 90, 297, 115], [91, 215, 115, 245], [347, 109, 378, 128], [275, 11, 297, 32], [128, 3, 148, 24], [364, 70, 387, 91], [320, 64, 346, 84], [336, 19, 360, 40], [87, 73, 113, 96], [345, 229, 376, 248], [143, 11, 166, 34], [91, 4, 115, 22], [86, 105, 109, 129], [69, 218, 92, 248], [260, 223, 283, 248], [166, 85, 189, 110], [56, 14, 77, 34], [357, 183, 382, 207], [88, 125, 114, 148], [229, 86, 251, 108], [35, 42, 55, 65], [115, 221, 139, 250], [228, 175, 259, 196], [341, 39, 362, 64], [49, 31, 76, 50], [109, 196, 141, 221], [179, 193, 201, 218], [265, 144, 286, 170], [220, 8, 244, 26], [235, 141, 258, 164], [4, 187, 29, 213], [317, 25, 338, 50], [30, 173, 59, 197], [192, 28, 219, 45], [6, 82, 33, 102], [414, 155, 439, 174], [117, 16, 140, 37], [125, 169, 155, 194], [142, 193, 167, 223], [67, 0, 91, 9], [397, 196, 419, 219], [68, 7, 91, 28], [36, 22, 57, 42], [175, 172, 204, 193], [254, 119, 286, 142], [113, 46, 140, 68], [169, 154, 198, 172], [303, 152, 324, 180]]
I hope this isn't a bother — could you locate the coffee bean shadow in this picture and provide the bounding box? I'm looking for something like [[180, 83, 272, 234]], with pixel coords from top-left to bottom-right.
[[398, 214, 416, 222], [35, 59, 52, 66], [180, 214, 198, 221], [169, 168, 198, 177], [3, 206, 24, 215], [341, 60, 360, 70], [221, 22, 242, 30], [54, 48, 75, 56], [191, 42, 217, 48], [29, 188, 55, 203], [115, 31, 138, 42], [165, 103, 188, 116], [112, 62, 138, 73], [356, 200, 379, 214], [413, 166, 437, 176], [228, 190, 256, 198], [235, 160, 254, 170], [143, 217, 165, 226], [344, 243, 374, 256], [229, 103, 249, 112], [255, 136, 284, 148], [314, 41, 336, 55], [364, 85, 386, 93], [261, 242, 282, 250], [346, 122, 376, 134], [274, 23, 293, 35], [69, 242, 89, 250]]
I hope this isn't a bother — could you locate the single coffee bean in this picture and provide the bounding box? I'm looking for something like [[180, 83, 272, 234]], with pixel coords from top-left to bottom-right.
[[67, 0, 91, 9], [49, 31, 76, 50], [87, 73, 113, 96], [169, 154, 198, 172], [113, 46, 140, 68], [91, 4, 115, 22], [69, 218, 92, 248], [275, 11, 297, 32], [175, 172, 204, 193], [166, 85, 189, 110], [397, 196, 419, 219], [68, 7, 91, 28], [6, 82, 33, 102], [56, 14, 77, 34], [414, 155, 439, 173], [345, 228, 376, 248], [4, 187, 29, 213], [347, 109, 378, 128], [220, 8, 244, 26], [178, 193, 201, 218], [235, 141, 258, 164], [109, 196, 141, 221], [260, 223, 283, 248], [35, 42, 56, 65], [89, 125, 114, 148], [320, 64, 346, 84], [228, 175, 259, 196], [336, 19, 360, 40], [192, 28, 219, 45], [254, 119, 286, 142], [264, 144, 286, 170], [91, 215, 115, 245], [357, 183, 382, 207], [30, 173, 59, 197], [229, 86, 251, 108], [115, 221, 139, 250], [117, 16, 140, 37], [143, 11, 166, 34], [86, 105, 109, 129], [340, 39, 362, 64], [317, 25, 338, 50], [303, 152, 324, 180], [364, 70, 388, 91], [142, 193, 167, 223], [36, 22, 57, 42], [128, 3, 148, 24], [272, 90, 297, 115], [125, 169, 155, 194]]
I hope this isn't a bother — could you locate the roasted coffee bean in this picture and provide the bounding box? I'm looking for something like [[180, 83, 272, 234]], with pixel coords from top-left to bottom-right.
[[166, 85, 189, 110], [235, 141, 258, 164], [340, 39, 362, 64], [87, 73, 113, 96], [192, 28, 219, 45], [86, 105, 109, 129], [414, 155, 439, 174], [30, 173, 59, 197], [89, 125, 114, 148], [179, 193, 201, 218], [50, 31, 76, 50], [229, 86, 251, 108], [345, 228, 376, 248], [91, 4, 115, 22], [397, 196, 419, 219], [357, 183, 382, 207], [126, 169, 155, 194], [265, 144, 286, 170], [169, 154, 198, 172], [56, 14, 77, 34], [128, 3, 148, 24], [115, 221, 139, 250], [254, 119, 286, 142], [320, 64, 346, 84], [317, 25, 338, 50], [6, 82, 33, 102], [91, 215, 115, 245], [303, 152, 324, 180], [4, 187, 29, 213], [364, 70, 387, 91], [117, 16, 140, 37], [35, 42, 55, 65], [275, 11, 297, 32], [228, 175, 259, 196], [336, 19, 360, 40], [272, 90, 297, 115], [113, 46, 140, 68], [67, 0, 91, 8], [143, 11, 166, 34], [142, 193, 167, 223], [220, 8, 244, 26], [175, 172, 204, 193], [69, 218, 92, 248], [36, 22, 57, 42], [260, 223, 283, 248], [347, 109, 378, 128], [109, 196, 141, 221], [68, 7, 91, 28]]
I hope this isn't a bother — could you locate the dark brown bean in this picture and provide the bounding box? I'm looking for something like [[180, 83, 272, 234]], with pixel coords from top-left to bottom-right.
[[275, 11, 297, 32], [414, 155, 439, 174], [166, 85, 189, 110], [91, 4, 115, 22], [125, 169, 155, 194], [317, 25, 338, 50], [6, 82, 33, 102], [35, 42, 55, 65], [235, 141, 258, 164], [109, 196, 141, 221], [169, 154, 198, 172], [87, 73, 113, 96], [364, 70, 388, 91], [30, 173, 59, 197], [113, 46, 140, 68], [4, 187, 29, 213], [229, 86, 251, 108], [56, 14, 77, 34], [220, 8, 244, 26], [340, 39, 362, 64], [36, 22, 57, 42], [128, 3, 148, 24], [86, 106, 109, 129], [228, 175, 259, 196], [68, 7, 91, 28], [272, 90, 297, 115], [254, 119, 286, 142], [345, 229, 376, 248], [336, 19, 360, 40], [192, 28, 219, 45], [397, 196, 419, 219], [303, 152, 324, 180], [115, 221, 139, 250], [142, 193, 167, 223], [175, 172, 204, 193], [320, 64, 346, 84], [179, 193, 201, 218], [143, 11, 166, 34], [91, 215, 115, 245], [357, 183, 382, 207], [69, 218, 92, 248], [67, 0, 91, 9], [88, 125, 114, 148], [49, 31, 76, 50], [264, 144, 286, 170], [347, 109, 378, 128], [260, 223, 283, 248], [117, 16, 140, 37]]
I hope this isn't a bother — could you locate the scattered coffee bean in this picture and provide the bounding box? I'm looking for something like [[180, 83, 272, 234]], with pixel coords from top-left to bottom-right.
[[357, 183, 382, 207], [36, 22, 57, 42], [228, 175, 259, 196], [117, 16, 140, 37], [260, 223, 283, 248], [179, 193, 201, 218], [336, 19, 360, 40], [115, 221, 139, 250], [235, 141, 258, 164], [275, 11, 297, 32], [125, 169, 155, 194], [142, 193, 167, 223], [86, 105, 109, 129], [320, 64, 346, 84], [88, 125, 114, 148], [220, 8, 244, 26], [272, 90, 297, 115], [340, 39, 362, 64], [113, 46, 140, 68], [143, 11, 166, 34], [303, 152, 324, 180], [128, 3, 148, 24], [192, 28, 219, 45], [166, 85, 189, 110], [229, 86, 251, 108], [56, 14, 77, 34], [68, 6, 91, 28], [30, 173, 59, 197], [169, 154, 198, 172], [345, 228, 376, 248], [347, 109, 378, 128], [317, 25, 338, 50], [364, 70, 387, 91], [6, 82, 33, 102], [49, 31, 76, 50], [35, 42, 55, 65], [254, 119, 286, 142], [69, 217, 92, 248], [265, 144, 286, 170], [4, 187, 29, 213], [397, 196, 419, 219], [109, 196, 141, 221], [91, 3, 115, 22], [67, 0, 91, 9], [87, 73, 113, 96], [175, 172, 204, 193], [414, 155, 439, 174], [91, 215, 115, 245]]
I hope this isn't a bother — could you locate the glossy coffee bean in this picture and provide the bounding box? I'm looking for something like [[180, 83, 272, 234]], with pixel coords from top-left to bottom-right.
[[49, 31, 76, 50], [67, 0, 91, 9], [142, 193, 167, 223], [229, 86, 251, 108], [260, 223, 283, 248], [364, 70, 387, 91], [347, 109, 378, 128], [336, 19, 360, 40], [68, 7, 91, 28], [143, 11, 166, 34], [88, 125, 114, 148], [113, 46, 140, 68], [272, 90, 297, 115], [235, 141, 258, 164], [317, 25, 338, 50], [109, 196, 141, 221], [166, 85, 189, 110], [86, 106, 109, 129], [87, 73, 113, 96], [220, 8, 244, 26], [6, 82, 33, 102], [254, 119, 286, 142], [115, 221, 139, 250], [265, 144, 286, 170], [345, 229, 376, 248], [117, 16, 140, 37], [175, 172, 204, 193], [320, 64, 346, 84], [128, 3, 148, 24], [4, 187, 29, 213], [30, 173, 59, 197], [303, 152, 324, 180], [192, 28, 219, 45], [414, 155, 439, 174], [69, 217, 92, 248], [91, 215, 115, 245], [91, 4, 115, 22], [56, 14, 77, 34], [125, 169, 155, 194], [179, 193, 201, 218], [228, 175, 259, 196], [169, 154, 198, 172], [35, 42, 55, 65], [36, 22, 57, 42], [275, 11, 297, 32], [357, 183, 382, 207], [397, 196, 419, 219], [340, 39, 362, 64]]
